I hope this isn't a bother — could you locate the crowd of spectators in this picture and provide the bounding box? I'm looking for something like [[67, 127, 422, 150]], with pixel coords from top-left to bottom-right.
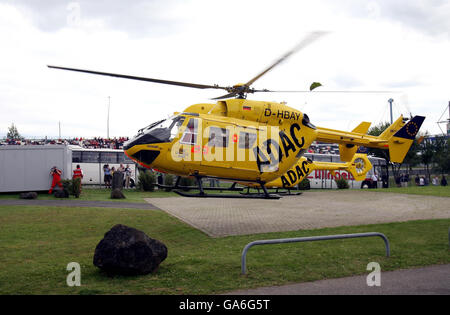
[[0, 137, 129, 149], [67, 137, 129, 149], [307, 143, 340, 155]]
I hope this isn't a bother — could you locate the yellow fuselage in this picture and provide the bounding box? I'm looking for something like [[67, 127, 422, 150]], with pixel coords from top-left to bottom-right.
[[124, 98, 317, 184]]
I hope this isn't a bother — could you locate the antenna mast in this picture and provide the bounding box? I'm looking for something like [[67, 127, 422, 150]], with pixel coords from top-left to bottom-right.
[[436, 101, 450, 136]]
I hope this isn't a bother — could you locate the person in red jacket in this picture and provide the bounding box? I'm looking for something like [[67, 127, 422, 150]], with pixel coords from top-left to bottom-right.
[[72, 164, 84, 192], [49, 166, 63, 194], [72, 164, 83, 179]]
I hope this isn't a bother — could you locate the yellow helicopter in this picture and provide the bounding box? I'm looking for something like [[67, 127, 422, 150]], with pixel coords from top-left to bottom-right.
[[48, 32, 425, 199]]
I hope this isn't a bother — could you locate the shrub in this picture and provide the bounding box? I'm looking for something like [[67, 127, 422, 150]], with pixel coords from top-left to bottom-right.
[[179, 177, 196, 191], [137, 170, 156, 191], [61, 178, 82, 198], [298, 178, 310, 190], [335, 177, 349, 189], [164, 174, 175, 191]]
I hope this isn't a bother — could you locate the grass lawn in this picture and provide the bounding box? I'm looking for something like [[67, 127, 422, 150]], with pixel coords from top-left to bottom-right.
[[0, 188, 178, 203], [1, 183, 448, 204], [0, 204, 448, 295], [371, 185, 450, 198]]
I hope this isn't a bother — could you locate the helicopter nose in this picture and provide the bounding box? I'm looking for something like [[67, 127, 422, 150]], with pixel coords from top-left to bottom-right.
[[128, 149, 160, 166]]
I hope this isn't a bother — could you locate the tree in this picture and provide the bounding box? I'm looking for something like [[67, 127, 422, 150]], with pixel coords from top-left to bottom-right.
[[7, 123, 22, 140], [418, 133, 435, 181], [432, 135, 450, 175]]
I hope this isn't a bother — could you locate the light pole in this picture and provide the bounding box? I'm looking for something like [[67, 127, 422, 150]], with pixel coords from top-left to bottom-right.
[[388, 98, 394, 124], [107, 96, 110, 139], [388, 98, 394, 125]]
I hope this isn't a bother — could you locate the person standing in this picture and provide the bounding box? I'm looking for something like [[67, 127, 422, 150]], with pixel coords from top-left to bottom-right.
[[371, 173, 378, 189], [103, 164, 112, 188], [415, 174, 420, 186], [419, 176, 425, 186], [72, 164, 84, 192], [432, 176, 439, 186], [124, 164, 132, 188], [441, 176, 448, 186], [49, 166, 63, 194]]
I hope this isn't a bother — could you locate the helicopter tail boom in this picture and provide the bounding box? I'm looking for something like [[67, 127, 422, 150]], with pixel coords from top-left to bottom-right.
[[313, 153, 372, 182], [315, 115, 425, 163]]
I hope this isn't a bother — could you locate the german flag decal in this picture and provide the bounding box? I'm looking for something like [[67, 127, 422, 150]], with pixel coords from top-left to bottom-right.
[[243, 106, 251, 111]]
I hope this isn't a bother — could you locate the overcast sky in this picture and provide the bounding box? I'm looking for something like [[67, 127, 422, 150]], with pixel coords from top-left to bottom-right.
[[1, 0, 449, 139]]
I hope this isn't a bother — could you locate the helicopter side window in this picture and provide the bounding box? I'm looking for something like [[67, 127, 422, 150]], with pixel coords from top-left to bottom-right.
[[180, 118, 198, 145], [170, 116, 185, 141], [238, 131, 257, 149], [208, 127, 229, 148]]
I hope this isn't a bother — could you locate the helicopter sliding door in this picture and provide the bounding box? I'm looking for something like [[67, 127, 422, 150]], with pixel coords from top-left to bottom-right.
[[200, 119, 231, 171], [234, 126, 259, 172], [200, 119, 260, 176]]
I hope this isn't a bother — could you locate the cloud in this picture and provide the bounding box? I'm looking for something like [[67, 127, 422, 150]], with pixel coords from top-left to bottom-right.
[[327, 0, 450, 38], [382, 79, 423, 89], [332, 74, 364, 89], [5, 0, 185, 37]]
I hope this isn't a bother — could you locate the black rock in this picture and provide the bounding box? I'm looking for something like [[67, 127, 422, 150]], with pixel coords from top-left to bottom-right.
[[93, 224, 168, 275], [112, 172, 124, 190], [110, 188, 126, 199], [19, 192, 38, 199], [54, 189, 69, 198]]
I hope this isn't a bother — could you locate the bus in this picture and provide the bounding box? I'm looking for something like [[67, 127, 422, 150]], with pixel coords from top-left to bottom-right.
[[69, 146, 138, 187], [304, 152, 386, 189]]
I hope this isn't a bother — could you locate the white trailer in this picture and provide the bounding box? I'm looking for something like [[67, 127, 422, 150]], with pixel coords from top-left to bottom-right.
[[0, 145, 72, 192]]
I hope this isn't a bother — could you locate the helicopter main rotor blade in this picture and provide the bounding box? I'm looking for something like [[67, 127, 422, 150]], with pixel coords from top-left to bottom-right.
[[47, 65, 227, 90], [254, 89, 399, 93], [244, 31, 328, 88]]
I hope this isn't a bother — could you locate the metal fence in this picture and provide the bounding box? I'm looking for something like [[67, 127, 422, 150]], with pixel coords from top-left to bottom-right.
[[241, 232, 390, 275]]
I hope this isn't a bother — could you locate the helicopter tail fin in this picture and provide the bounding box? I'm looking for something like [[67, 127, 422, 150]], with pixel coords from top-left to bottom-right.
[[346, 153, 372, 181], [339, 122, 371, 162], [386, 115, 425, 163]]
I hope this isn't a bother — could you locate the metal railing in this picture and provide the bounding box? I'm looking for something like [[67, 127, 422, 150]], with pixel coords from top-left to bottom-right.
[[241, 232, 390, 275]]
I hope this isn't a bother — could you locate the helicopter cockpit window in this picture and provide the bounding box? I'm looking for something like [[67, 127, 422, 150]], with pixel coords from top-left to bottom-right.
[[238, 131, 257, 149], [142, 115, 184, 142], [180, 118, 198, 145], [123, 116, 185, 150], [208, 127, 229, 148]]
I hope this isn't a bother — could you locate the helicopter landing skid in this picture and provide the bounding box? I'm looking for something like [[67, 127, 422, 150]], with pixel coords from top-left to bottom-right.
[[156, 180, 244, 192], [240, 191, 302, 197], [173, 190, 281, 199], [173, 176, 281, 199]]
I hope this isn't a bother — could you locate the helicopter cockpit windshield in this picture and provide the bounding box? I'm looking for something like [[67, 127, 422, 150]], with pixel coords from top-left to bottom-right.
[[123, 115, 185, 150]]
